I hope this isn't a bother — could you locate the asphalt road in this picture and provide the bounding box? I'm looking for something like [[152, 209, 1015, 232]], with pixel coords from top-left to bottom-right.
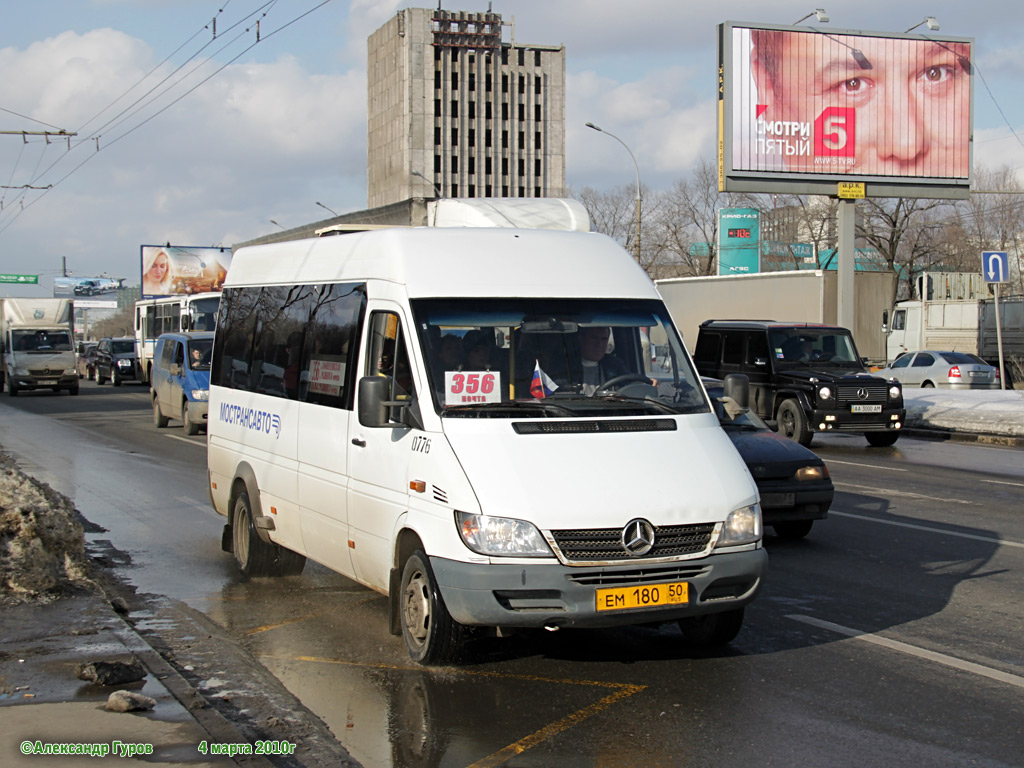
[[1, 381, 1022, 768]]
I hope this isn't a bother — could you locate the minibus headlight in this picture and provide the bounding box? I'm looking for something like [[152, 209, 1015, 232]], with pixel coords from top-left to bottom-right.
[[191, 389, 209, 401], [716, 504, 762, 547], [456, 512, 551, 557]]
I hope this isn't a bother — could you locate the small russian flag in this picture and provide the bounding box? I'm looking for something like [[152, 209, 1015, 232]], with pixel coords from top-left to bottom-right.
[[530, 359, 558, 398]]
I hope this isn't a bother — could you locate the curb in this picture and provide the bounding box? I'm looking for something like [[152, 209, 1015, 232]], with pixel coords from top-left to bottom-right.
[[899, 427, 1024, 448], [105, 607, 277, 768]]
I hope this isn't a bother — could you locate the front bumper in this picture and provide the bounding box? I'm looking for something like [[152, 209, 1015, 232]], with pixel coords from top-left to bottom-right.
[[12, 374, 78, 389], [809, 407, 905, 433], [430, 548, 767, 629], [186, 400, 209, 423], [758, 482, 833, 524]]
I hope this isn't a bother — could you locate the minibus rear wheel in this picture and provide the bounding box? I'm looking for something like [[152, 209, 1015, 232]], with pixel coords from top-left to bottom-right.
[[678, 608, 745, 647], [400, 551, 465, 665], [232, 490, 306, 577]]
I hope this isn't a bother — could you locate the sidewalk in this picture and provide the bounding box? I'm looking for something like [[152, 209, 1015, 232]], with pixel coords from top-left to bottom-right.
[[902, 387, 1024, 445], [0, 590, 272, 767]]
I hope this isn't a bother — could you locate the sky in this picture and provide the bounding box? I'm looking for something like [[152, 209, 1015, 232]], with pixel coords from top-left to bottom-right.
[[3, 0, 1024, 295]]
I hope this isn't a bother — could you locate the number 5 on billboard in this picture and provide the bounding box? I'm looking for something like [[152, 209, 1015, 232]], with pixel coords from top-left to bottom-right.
[[815, 107, 856, 157]]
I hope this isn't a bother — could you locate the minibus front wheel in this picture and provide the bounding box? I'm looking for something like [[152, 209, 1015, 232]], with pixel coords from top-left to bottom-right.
[[678, 607, 745, 647], [400, 551, 466, 665], [231, 490, 305, 577]]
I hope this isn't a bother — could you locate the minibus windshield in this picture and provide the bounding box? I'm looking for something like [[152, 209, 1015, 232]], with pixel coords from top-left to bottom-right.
[[411, 298, 709, 417]]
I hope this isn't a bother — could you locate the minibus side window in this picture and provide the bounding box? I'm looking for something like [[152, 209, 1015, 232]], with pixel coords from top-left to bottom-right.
[[213, 287, 261, 391], [366, 312, 416, 407], [300, 283, 366, 409]]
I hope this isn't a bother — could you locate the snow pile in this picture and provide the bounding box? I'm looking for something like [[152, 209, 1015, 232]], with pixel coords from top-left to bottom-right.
[[902, 388, 1024, 437], [0, 452, 91, 603]]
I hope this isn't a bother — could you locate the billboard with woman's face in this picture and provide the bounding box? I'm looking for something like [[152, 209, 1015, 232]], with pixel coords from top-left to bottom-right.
[[141, 245, 233, 298], [718, 22, 973, 198]]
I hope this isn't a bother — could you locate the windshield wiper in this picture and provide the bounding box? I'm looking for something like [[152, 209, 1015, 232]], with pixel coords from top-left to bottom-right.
[[588, 393, 680, 415], [443, 400, 577, 417]]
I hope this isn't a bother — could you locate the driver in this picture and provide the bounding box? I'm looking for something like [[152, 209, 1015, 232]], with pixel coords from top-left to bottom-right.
[[578, 326, 628, 395]]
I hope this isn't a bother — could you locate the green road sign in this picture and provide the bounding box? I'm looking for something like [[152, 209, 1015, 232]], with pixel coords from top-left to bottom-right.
[[0, 274, 39, 284]]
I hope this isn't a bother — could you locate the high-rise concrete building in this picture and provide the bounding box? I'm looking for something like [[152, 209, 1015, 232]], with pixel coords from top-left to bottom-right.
[[367, 7, 566, 208]]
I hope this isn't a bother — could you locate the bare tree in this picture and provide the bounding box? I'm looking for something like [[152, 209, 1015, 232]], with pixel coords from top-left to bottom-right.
[[646, 157, 761, 279], [89, 307, 134, 339], [944, 166, 1024, 295], [574, 183, 662, 274], [857, 197, 949, 303]]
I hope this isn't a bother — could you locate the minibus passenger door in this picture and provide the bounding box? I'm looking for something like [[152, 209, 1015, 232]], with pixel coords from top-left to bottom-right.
[[348, 309, 419, 591]]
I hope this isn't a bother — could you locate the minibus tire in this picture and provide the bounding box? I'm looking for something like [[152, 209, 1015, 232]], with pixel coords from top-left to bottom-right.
[[400, 551, 465, 665], [232, 491, 306, 577], [678, 608, 744, 647]]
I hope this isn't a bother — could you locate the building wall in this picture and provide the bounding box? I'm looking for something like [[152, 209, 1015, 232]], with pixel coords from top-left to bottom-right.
[[367, 8, 566, 208]]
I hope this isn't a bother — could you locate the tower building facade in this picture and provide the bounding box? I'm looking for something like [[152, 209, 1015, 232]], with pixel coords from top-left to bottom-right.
[[367, 7, 566, 208]]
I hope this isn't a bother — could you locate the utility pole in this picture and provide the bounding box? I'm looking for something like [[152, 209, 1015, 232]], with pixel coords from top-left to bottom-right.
[[0, 130, 77, 140]]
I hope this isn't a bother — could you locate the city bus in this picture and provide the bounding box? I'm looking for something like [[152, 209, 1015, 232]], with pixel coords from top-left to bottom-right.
[[135, 292, 220, 383]]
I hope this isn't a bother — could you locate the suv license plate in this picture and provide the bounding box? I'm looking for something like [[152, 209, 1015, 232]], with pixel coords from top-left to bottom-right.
[[851, 404, 882, 413], [596, 581, 689, 612], [37, 379, 58, 385]]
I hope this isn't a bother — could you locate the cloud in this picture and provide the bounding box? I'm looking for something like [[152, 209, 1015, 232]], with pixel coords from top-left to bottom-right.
[[567, 67, 716, 189], [0, 28, 369, 282]]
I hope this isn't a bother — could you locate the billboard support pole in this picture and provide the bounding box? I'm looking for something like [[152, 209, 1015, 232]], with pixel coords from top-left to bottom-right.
[[837, 199, 856, 331]]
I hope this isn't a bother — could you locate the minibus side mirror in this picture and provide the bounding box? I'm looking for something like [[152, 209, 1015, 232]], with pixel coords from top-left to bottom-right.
[[722, 373, 749, 408], [881, 309, 888, 334], [718, 373, 750, 421], [358, 376, 424, 430]]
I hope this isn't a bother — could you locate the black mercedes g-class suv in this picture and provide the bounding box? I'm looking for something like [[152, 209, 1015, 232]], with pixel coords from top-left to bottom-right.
[[693, 320, 905, 447]]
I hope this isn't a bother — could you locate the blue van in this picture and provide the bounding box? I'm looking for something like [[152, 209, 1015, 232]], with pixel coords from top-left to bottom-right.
[[151, 332, 213, 435]]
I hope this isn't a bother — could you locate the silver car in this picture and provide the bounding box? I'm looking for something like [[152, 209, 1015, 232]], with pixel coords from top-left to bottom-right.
[[877, 350, 999, 389]]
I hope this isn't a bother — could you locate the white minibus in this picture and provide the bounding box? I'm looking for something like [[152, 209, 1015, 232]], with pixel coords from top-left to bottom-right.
[[207, 227, 766, 665], [135, 292, 220, 383]]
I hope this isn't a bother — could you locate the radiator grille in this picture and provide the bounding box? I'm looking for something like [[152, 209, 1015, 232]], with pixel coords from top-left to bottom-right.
[[836, 383, 888, 405], [549, 523, 716, 563]]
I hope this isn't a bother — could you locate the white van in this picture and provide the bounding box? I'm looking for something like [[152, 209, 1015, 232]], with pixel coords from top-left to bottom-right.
[[207, 227, 766, 665]]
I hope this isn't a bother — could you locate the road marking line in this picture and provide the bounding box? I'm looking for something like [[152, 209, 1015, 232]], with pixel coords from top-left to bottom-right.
[[829, 510, 1024, 549], [467, 684, 644, 768], [834, 481, 974, 505], [787, 614, 1024, 690], [980, 478, 1024, 488], [246, 613, 323, 636], [826, 459, 908, 472], [164, 434, 205, 446], [286, 654, 645, 765]]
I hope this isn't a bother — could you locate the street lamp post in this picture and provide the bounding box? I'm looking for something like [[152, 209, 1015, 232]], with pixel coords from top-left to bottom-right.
[[586, 122, 641, 262], [315, 201, 338, 216]]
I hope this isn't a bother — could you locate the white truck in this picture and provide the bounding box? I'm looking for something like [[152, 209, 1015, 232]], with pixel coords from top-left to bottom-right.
[[0, 298, 79, 396], [885, 295, 1024, 385], [655, 270, 896, 365]]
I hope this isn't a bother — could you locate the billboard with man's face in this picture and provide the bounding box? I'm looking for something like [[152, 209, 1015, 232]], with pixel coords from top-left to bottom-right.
[[140, 245, 232, 299], [718, 22, 973, 198]]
